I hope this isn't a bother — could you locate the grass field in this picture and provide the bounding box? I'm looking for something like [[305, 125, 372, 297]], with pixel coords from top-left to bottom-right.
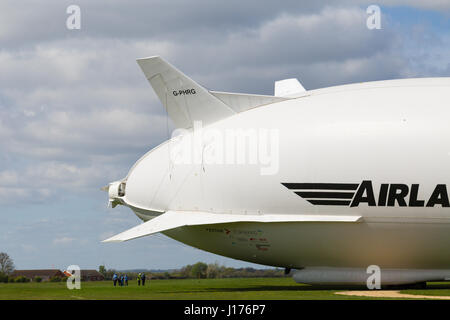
[[2, 278, 450, 300]]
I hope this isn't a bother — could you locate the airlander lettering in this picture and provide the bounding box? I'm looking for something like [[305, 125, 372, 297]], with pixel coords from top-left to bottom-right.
[[282, 181, 450, 207], [170, 121, 279, 175]]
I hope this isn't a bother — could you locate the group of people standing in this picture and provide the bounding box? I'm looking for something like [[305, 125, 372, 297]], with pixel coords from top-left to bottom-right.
[[112, 273, 128, 286], [112, 273, 147, 286]]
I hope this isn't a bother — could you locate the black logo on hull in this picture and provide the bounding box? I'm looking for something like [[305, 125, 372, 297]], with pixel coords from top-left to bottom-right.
[[281, 183, 358, 206], [281, 181, 450, 208]]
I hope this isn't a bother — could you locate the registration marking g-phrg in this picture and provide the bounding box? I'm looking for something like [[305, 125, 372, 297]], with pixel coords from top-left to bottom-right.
[[173, 88, 196, 96]]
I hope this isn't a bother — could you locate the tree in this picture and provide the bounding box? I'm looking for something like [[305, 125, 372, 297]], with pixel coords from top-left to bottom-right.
[[190, 262, 207, 279], [180, 264, 192, 278], [0, 252, 14, 275], [99, 265, 106, 276], [206, 262, 224, 279]]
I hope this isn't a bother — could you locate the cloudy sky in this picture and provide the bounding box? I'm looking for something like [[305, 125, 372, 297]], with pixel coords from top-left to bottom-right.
[[1, 1, 449, 271]]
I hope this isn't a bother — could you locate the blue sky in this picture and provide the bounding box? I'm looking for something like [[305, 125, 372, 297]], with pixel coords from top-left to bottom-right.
[[0, 1, 449, 271], [386, 6, 450, 30]]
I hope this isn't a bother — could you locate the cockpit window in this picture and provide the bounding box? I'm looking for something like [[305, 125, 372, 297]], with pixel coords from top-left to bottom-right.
[[118, 182, 126, 197]]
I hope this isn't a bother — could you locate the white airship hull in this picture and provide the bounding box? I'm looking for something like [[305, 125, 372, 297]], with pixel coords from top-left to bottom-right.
[[125, 80, 450, 219], [104, 56, 450, 285]]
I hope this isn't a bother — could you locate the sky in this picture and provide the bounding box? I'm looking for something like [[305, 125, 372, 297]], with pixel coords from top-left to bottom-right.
[[0, 1, 449, 271]]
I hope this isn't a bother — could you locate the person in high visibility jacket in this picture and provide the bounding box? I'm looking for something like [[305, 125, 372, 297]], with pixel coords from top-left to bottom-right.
[[137, 273, 142, 286]]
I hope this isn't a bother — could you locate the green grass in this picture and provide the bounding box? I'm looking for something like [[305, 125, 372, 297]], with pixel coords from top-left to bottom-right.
[[1, 278, 450, 300], [401, 282, 450, 297]]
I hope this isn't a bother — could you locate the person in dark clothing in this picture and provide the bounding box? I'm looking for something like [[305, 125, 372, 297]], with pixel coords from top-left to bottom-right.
[[141, 273, 146, 286]]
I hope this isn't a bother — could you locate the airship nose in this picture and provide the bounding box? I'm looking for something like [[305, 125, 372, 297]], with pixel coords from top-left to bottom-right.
[[102, 180, 126, 208]]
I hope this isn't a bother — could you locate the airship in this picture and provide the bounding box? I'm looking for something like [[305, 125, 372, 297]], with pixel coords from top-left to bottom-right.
[[103, 56, 450, 287]]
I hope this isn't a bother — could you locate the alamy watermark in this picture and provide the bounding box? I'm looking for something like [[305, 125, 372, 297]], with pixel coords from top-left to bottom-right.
[[366, 5, 381, 30], [169, 121, 279, 175], [66, 265, 81, 290], [66, 5, 81, 30], [366, 265, 381, 289]]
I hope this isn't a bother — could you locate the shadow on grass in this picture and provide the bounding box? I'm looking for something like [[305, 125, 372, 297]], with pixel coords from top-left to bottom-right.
[[161, 282, 450, 294], [421, 283, 450, 290], [161, 284, 374, 294]]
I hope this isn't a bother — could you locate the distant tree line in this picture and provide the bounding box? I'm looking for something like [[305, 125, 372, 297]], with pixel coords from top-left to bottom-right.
[[178, 262, 286, 279], [98, 262, 287, 280], [0, 251, 287, 283]]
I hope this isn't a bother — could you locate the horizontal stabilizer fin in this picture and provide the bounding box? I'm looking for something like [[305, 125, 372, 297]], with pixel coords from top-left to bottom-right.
[[102, 211, 361, 243], [210, 91, 289, 113]]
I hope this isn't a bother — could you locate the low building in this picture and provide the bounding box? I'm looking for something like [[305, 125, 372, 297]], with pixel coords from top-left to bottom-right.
[[80, 270, 105, 281], [12, 269, 66, 281]]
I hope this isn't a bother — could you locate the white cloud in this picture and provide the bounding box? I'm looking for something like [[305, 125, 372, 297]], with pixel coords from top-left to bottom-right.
[[20, 244, 38, 254], [0, 170, 19, 185], [53, 237, 76, 245]]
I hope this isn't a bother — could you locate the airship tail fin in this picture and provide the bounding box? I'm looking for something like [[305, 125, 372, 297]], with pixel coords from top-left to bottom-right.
[[102, 211, 361, 243], [137, 56, 236, 129], [137, 56, 294, 129]]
